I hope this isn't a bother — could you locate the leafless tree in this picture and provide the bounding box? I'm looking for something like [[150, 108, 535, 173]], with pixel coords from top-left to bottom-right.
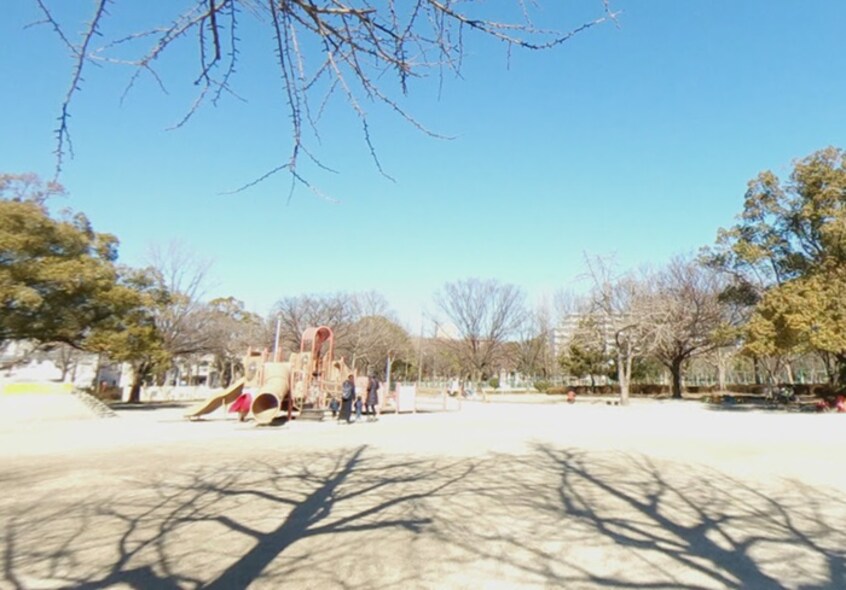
[[271, 292, 354, 355], [33, 1, 617, 193], [584, 255, 655, 404], [647, 257, 728, 398], [434, 278, 527, 396], [513, 305, 555, 381], [204, 296, 267, 385], [339, 291, 407, 371], [346, 314, 412, 378], [145, 242, 218, 380], [270, 290, 407, 369]]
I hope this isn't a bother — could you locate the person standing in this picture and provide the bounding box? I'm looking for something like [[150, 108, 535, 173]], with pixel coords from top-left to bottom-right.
[[340, 374, 355, 423], [366, 373, 380, 421], [354, 395, 363, 422]]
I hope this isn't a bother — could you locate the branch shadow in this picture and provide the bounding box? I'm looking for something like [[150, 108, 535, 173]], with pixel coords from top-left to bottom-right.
[[3, 445, 474, 589], [3, 442, 845, 588], [429, 444, 846, 588]]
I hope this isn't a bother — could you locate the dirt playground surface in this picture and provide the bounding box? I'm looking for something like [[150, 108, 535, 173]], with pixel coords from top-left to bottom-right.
[[2, 397, 845, 589]]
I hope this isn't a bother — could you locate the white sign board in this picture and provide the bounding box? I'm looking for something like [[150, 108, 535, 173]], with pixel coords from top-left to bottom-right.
[[395, 384, 417, 413]]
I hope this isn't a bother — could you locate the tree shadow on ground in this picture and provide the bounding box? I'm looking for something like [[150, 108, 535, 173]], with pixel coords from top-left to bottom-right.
[[2, 446, 474, 589], [110, 402, 192, 411], [3, 444, 845, 588], [430, 445, 846, 588]]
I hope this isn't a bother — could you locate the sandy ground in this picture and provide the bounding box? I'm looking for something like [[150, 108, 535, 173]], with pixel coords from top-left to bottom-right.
[[1, 396, 845, 589]]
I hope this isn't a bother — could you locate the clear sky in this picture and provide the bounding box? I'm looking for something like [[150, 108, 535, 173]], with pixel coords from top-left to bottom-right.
[[2, 1, 845, 330]]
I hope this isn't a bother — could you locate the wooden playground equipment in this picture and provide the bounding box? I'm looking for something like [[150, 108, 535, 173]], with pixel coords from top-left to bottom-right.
[[186, 325, 362, 424]]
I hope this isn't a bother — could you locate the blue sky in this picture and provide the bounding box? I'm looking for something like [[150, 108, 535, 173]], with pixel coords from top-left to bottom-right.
[[2, 1, 845, 330]]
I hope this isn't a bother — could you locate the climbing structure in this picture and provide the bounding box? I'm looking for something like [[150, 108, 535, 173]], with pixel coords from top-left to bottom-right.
[[248, 326, 356, 425], [186, 325, 358, 425]]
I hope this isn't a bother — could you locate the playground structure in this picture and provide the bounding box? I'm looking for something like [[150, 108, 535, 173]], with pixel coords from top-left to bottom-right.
[[186, 326, 363, 425], [183, 378, 245, 419]]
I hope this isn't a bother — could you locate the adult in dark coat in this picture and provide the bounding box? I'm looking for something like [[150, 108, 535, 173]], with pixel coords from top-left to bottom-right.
[[365, 374, 380, 420], [340, 374, 355, 423]]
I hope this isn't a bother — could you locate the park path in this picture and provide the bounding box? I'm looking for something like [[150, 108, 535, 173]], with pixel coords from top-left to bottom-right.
[[2, 400, 845, 589]]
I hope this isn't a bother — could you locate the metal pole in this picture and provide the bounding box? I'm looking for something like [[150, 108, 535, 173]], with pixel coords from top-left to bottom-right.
[[273, 315, 281, 362], [385, 352, 392, 417], [416, 312, 424, 386]]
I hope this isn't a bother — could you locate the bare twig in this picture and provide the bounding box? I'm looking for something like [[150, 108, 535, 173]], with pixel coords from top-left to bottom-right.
[[38, 0, 616, 197]]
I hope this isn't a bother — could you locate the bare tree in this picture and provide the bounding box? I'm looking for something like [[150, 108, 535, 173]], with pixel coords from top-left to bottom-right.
[[347, 314, 412, 378], [435, 278, 527, 397], [647, 257, 727, 398], [271, 292, 354, 355], [146, 242, 217, 369], [584, 255, 655, 404], [514, 306, 555, 381], [336, 292, 400, 368], [270, 290, 404, 366], [205, 296, 267, 385], [33, 1, 617, 192]]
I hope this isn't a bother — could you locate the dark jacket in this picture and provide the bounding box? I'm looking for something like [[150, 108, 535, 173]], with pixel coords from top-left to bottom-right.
[[366, 377, 380, 406]]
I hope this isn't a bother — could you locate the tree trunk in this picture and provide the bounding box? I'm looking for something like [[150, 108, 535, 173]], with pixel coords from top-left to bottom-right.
[[836, 354, 846, 387], [717, 348, 727, 392], [616, 352, 629, 406], [476, 370, 487, 402], [127, 361, 149, 403], [128, 377, 142, 403], [670, 358, 684, 399], [90, 353, 103, 392], [385, 354, 393, 411]]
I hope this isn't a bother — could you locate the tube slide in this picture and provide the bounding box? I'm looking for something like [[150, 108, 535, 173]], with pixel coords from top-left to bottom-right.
[[250, 362, 291, 425], [184, 378, 246, 419]]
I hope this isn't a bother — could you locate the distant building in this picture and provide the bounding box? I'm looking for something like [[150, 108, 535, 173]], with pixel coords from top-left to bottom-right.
[[553, 311, 622, 356], [0, 340, 121, 390]]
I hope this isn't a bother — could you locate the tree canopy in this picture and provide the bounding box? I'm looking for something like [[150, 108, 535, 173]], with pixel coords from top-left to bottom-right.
[[709, 147, 846, 288], [0, 174, 143, 350], [435, 278, 526, 387], [710, 147, 846, 385]]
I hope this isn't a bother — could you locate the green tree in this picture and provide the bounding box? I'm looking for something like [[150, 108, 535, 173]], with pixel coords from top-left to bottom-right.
[[746, 267, 846, 385], [710, 147, 846, 384], [0, 174, 136, 349], [83, 267, 172, 402], [559, 343, 610, 391], [558, 315, 612, 391]]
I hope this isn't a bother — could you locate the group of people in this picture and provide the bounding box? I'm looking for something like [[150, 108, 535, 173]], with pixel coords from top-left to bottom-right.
[[329, 373, 380, 423]]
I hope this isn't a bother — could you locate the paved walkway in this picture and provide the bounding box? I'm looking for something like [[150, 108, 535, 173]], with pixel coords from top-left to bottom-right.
[[2, 400, 845, 588]]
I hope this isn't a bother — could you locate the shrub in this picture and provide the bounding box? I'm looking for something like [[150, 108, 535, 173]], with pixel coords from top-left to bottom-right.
[[488, 377, 500, 389], [685, 385, 717, 395], [533, 381, 551, 393]]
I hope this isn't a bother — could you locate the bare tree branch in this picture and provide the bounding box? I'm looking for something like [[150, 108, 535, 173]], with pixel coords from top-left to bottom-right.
[[36, 1, 617, 195]]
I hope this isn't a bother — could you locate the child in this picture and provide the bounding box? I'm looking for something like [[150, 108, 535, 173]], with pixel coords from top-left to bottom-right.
[[329, 396, 340, 418], [354, 395, 363, 422]]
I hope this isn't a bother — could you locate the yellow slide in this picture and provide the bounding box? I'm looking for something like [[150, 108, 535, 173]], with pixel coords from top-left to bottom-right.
[[184, 378, 246, 420]]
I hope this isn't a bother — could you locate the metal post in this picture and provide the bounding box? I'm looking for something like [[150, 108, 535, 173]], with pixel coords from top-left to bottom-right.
[[416, 312, 424, 387], [273, 315, 281, 362], [385, 353, 392, 417]]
